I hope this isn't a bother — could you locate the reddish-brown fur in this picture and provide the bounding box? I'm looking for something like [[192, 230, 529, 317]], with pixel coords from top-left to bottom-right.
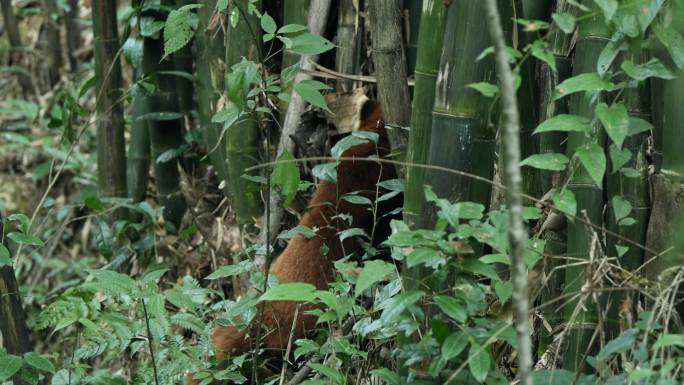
[[193, 101, 393, 381]]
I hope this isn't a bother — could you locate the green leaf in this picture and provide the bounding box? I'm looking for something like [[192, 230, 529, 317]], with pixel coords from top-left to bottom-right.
[[523, 206, 542, 220], [272, 149, 300, 207], [278, 24, 308, 34], [122, 36, 144, 67], [260, 283, 318, 302], [309, 363, 345, 385], [628, 117, 653, 136], [442, 331, 469, 360], [331, 131, 377, 159], [609, 144, 631, 173], [596, 102, 629, 149], [406, 248, 444, 268], [0, 245, 11, 267], [289, 32, 335, 55], [654, 24, 684, 69], [0, 352, 22, 381], [380, 291, 424, 324], [597, 39, 626, 76], [520, 153, 570, 171], [205, 260, 253, 280], [553, 189, 577, 218], [597, 329, 638, 361], [462, 259, 500, 281], [355, 260, 395, 296], [534, 114, 591, 134], [528, 40, 556, 71], [163, 5, 201, 56], [653, 333, 684, 349], [552, 13, 576, 34], [576, 142, 606, 187], [468, 344, 491, 383], [526, 239, 545, 269], [434, 295, 467, 323], [369, 368, 401, 385], [260, 12, 276, 34], [7, 232, 44, 246], [467, 82, 499, 97], [278, 225, 317, 240], [594, 0, 617, 21], [294, 80, 332, 112], [23, 352, 55, 373], [533, 369, 575, 385], [621, 58, 675, 81], [612, 196, 632, 223], [554, 73, 614, 100], [494, 281, 513, 304]]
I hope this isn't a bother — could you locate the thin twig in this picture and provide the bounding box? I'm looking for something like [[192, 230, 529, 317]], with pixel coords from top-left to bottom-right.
[[279, 304, 302, 385], [141, 298, 160, 385]]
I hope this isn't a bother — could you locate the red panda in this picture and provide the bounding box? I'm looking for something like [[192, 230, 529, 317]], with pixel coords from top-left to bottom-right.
[[192, 100, 396, 382]]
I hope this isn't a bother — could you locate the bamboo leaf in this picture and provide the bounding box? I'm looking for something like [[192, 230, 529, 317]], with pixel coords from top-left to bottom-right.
[[596, 102, 629, 149], [520, 153, 570, 171], [576, 142, 607, 187], [534, 114, 591, 134], [289, 33, 335, 55]]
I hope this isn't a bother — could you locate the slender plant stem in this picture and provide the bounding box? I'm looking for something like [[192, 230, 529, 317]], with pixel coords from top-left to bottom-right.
[[484, 0, 532, 384], [141, 298, 160, 385]]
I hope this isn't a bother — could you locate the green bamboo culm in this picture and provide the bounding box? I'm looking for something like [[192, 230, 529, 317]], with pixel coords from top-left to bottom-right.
[[515, 0, 551, 199], [335, 0, 357, 92], [424, 0, 504, 223], [536, 0, 574, 354], [279, 0, 309, 112], [644, 0, 684, 304], [142, 3, 187, 230], [224, 0, 263, 227], [197, 0, 230, 195], [127, 94, 151, 204], [92, 0, 128, 221], [403, 0, 448, 229], [403, 0, 422, 76], [174, 0, 196, 114], [561, 0, 611, 371]]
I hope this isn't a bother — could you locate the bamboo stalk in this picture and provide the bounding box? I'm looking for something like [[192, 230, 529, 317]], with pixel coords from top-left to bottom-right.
[[92, 0, 127, 221], [127, 94, 151, 203], [403, 0, 448, 229], [0, 0, 34, 95], [561, 1, 610, 371], [142, 4, 187, 229], [335, 0, 358, 92], [65, 0, 80, 72], [223, 0, 263, 228], [43, 0, 63, 87], [368, 0, 411, 151]]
